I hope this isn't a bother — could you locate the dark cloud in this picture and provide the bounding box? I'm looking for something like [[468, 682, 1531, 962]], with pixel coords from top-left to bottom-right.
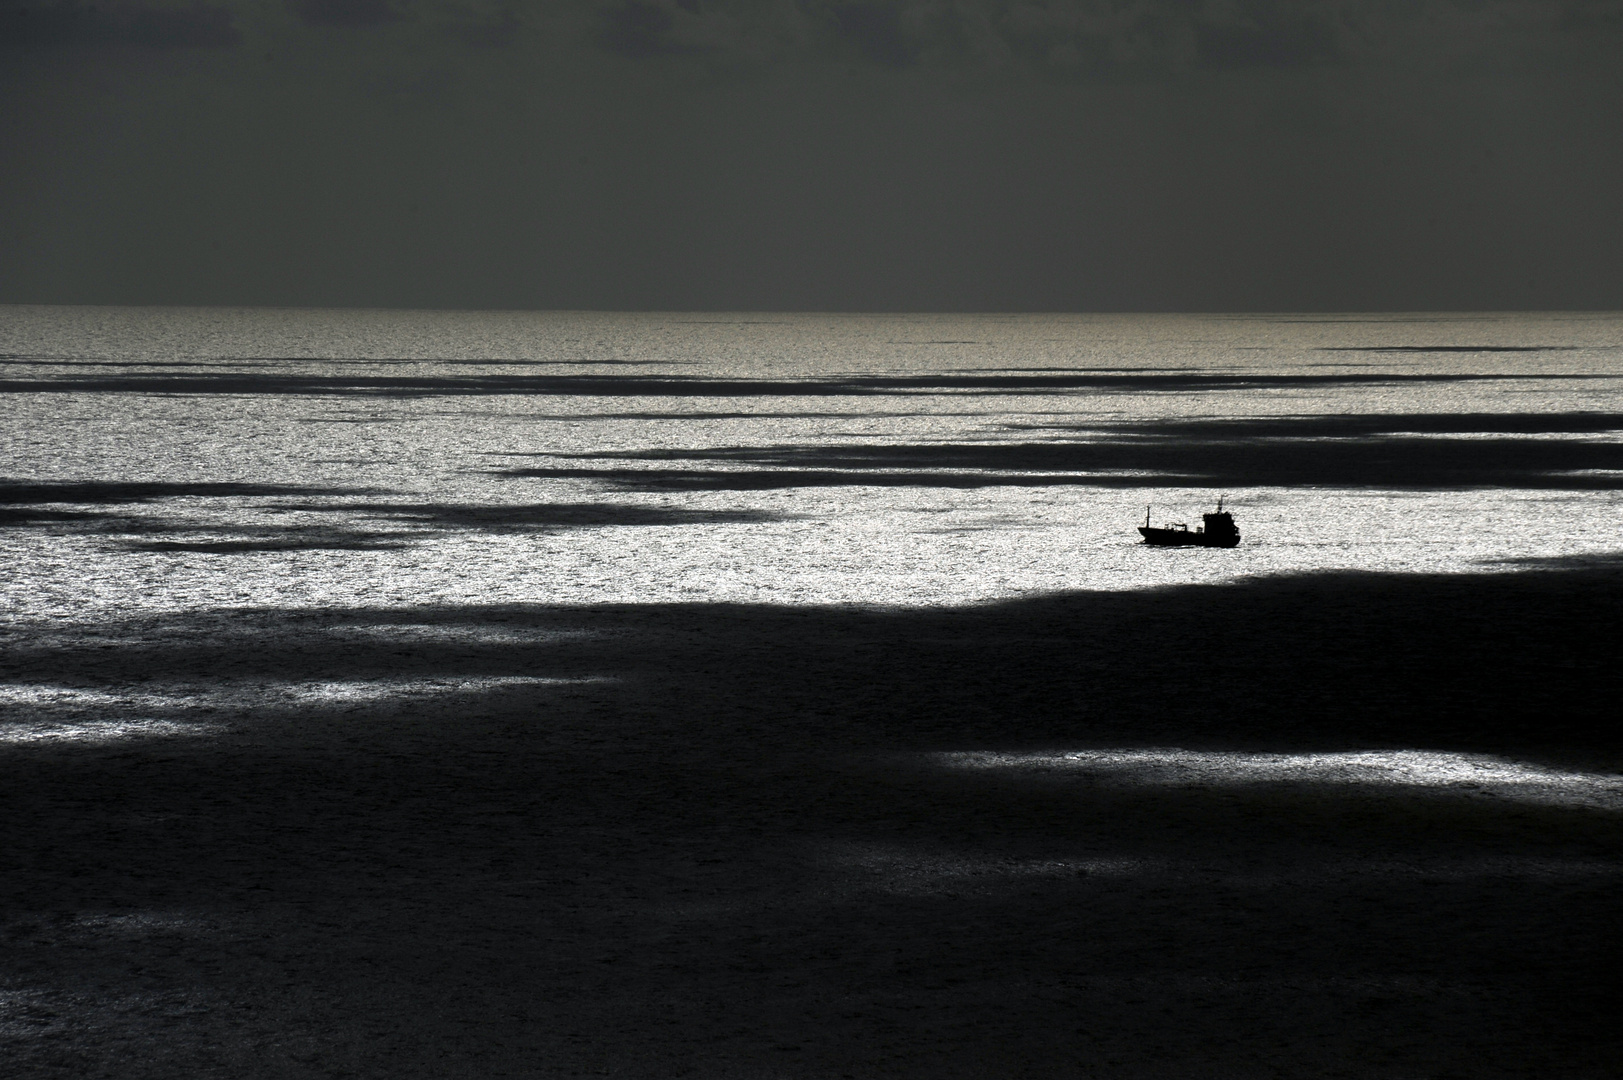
[[17, 0, 1587, 69], [1195, 9, 1341, 69], [1560, 0, 1623, 29], [595, 0, 702, 58], [288, 0, 404, 28], [569, 0, 1623, 74], [440, 6, 519, 46], [0, 1, 240, 49], [826, 2, 918, 67], [3, 0, 1621, 309]]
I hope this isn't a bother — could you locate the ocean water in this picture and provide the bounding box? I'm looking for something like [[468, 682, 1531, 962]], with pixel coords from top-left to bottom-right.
[[2, 306, 1620, 619], [4, 309, 1623, 1077]]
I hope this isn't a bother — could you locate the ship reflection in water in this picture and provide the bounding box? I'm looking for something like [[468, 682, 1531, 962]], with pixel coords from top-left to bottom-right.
[[1139, 497, 1241, 548]]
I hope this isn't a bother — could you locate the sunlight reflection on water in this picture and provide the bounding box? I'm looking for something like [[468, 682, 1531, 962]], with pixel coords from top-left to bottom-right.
[[932, 749, 1623, 810], [0, 718, 217, 744], [2, 309, 1621, 618], [0, 675, 610, 742]]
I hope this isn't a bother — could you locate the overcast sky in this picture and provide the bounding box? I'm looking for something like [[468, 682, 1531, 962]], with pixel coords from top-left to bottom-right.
[[3, 0, 1620, 310]]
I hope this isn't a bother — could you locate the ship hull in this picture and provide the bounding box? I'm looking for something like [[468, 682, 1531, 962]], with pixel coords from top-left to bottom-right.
[[1139, 527, 1240, 548]]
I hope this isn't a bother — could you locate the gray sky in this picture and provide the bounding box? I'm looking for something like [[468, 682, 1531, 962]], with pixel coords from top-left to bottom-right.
[[3, 1, 1621, 310]]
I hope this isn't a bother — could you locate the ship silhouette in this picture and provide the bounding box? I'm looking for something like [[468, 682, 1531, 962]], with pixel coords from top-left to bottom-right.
[[1139, 497, 1241, 548]]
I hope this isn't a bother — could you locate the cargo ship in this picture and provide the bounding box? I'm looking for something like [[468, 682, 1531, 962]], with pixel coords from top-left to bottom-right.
[[1139, 498, 1240, 548]]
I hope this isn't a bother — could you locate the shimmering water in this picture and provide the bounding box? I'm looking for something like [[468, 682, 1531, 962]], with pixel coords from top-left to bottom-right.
[[4, 309, 1621, 1077], [3, 306, 1620, 619]]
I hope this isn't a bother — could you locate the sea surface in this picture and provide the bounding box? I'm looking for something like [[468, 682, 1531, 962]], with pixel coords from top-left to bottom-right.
[[2, 306, 1620, 620], [4, 309, 1622, 1077]]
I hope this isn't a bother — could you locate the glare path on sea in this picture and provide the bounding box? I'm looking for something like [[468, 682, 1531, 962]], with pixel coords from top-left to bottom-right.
[[2, 308, 1621, 619]]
